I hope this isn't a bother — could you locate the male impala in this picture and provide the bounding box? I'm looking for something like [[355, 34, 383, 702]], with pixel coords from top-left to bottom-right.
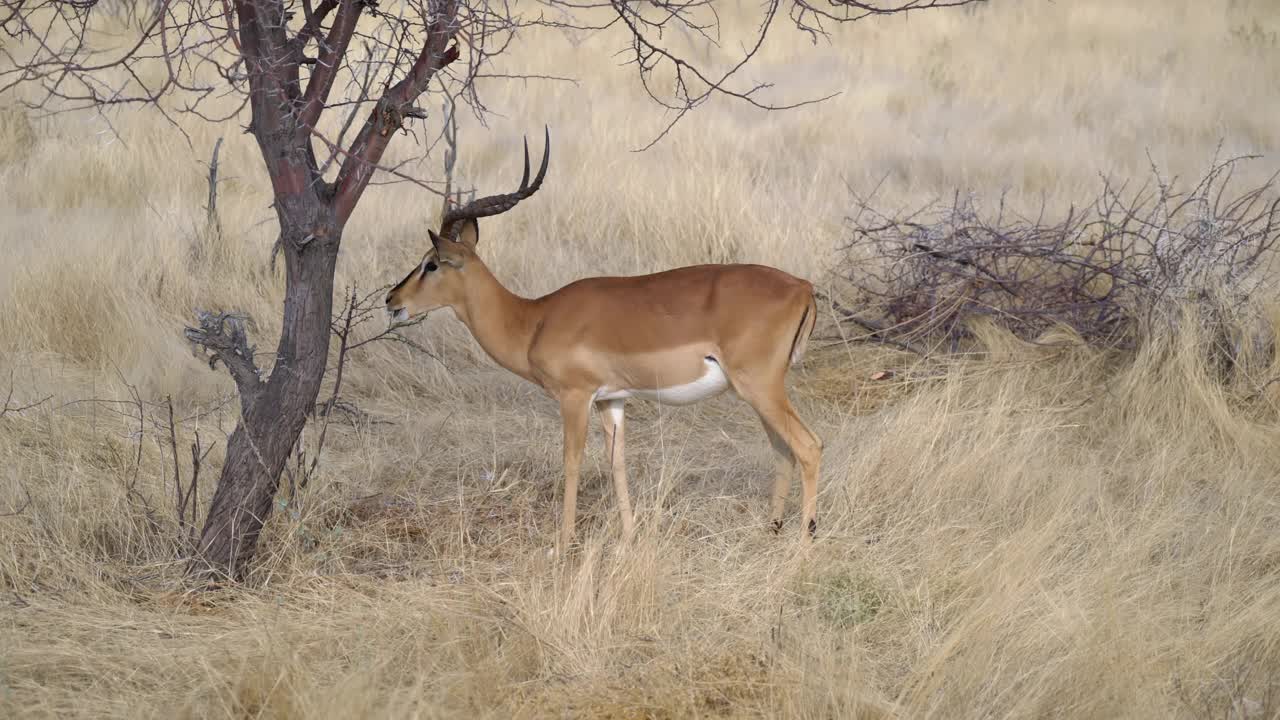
[[385, 128, 822, 552]]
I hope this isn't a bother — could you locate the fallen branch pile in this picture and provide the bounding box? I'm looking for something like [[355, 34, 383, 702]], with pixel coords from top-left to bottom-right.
[[833, 151, 1280, 370]]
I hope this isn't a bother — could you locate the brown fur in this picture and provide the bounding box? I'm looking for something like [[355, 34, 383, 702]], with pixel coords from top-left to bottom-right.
[[387, 214, 821, 553]]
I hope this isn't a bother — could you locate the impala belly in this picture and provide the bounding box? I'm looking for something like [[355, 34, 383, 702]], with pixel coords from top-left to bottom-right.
[[593, 356, 729, 406]]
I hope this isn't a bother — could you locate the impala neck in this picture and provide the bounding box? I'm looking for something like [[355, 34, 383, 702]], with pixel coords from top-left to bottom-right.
[[451, 260, 540, 383]]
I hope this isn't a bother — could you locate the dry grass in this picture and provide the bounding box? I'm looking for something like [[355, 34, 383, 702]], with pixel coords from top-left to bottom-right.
[[4, 0, 1280, 717]]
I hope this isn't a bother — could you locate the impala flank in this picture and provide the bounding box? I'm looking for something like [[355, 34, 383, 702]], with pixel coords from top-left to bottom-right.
[[385, 128, 823, 553]]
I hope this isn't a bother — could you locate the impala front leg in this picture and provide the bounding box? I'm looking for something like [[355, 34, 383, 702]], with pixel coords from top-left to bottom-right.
[[597, 398, 634, 542], [557, 390, 592, 555]]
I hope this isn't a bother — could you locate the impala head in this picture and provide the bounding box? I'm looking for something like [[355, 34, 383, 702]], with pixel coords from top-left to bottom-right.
[[385, 127, 550, 325]]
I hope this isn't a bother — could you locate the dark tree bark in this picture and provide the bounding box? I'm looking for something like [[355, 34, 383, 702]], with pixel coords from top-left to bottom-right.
[[192, 229, 339, 579]]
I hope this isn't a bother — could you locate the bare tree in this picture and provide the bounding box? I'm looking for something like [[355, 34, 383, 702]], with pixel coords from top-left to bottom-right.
[[1, 0, 982, 582]]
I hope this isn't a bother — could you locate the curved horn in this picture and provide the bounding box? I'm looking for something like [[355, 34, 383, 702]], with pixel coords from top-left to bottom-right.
[[440, 125, 550, 241]]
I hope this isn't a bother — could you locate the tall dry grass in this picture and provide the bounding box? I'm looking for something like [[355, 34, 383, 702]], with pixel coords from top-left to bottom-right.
[[3, 0, 1280, 717]]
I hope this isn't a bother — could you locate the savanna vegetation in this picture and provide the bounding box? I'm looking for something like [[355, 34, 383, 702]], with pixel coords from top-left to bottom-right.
[[2, 0, 1280, 717]]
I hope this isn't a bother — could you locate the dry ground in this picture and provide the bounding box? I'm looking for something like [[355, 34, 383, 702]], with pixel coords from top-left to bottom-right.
[[4, 0, 1280, 717]]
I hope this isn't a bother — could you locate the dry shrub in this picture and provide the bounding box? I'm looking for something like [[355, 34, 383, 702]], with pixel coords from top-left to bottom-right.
[[833, 150, 1280, 382]]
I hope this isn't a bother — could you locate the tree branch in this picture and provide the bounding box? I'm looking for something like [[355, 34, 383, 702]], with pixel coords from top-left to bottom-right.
[[333, 0, 460, 225], [292, 0, 341, 53], [183, 311, 266, 414], [298, 0, 362, 128]]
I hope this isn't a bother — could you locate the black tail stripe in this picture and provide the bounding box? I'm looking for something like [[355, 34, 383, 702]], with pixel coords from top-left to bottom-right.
[[787, 300, 812, 362]]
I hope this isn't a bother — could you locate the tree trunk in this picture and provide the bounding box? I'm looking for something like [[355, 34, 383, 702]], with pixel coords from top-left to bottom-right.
[[190, 216, 339, 582], [183, 0, 458, 583]]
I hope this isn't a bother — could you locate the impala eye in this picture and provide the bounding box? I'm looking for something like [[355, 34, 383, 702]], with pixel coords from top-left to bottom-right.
[[425, 261, 438, 273]]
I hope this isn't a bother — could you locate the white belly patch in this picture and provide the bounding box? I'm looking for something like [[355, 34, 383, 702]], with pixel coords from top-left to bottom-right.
[[593, 357, 730, 406]]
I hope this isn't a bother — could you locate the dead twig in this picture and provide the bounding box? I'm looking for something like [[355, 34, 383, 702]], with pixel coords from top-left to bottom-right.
[[205, 136, 223, 238], [166, 395, 183, 537], [0, 485, 33, 518], [0, 370, 52, 419], [114, 367, 163, 534], [181, 430, 215, 549]]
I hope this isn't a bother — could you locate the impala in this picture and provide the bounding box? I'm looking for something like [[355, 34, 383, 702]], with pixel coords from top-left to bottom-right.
[[385, 128, 822, 552]]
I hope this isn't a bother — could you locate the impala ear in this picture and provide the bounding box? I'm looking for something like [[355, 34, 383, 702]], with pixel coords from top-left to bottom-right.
[[429, 228, 464, 268], [456, 218, 479, 248]]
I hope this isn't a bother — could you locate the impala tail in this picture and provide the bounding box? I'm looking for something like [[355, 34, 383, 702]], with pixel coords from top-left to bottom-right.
[[788, 290, 818, 368]]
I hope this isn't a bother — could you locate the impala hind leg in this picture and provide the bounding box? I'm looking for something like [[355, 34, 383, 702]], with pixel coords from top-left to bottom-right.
[[764, 426, 796, 534], [557, 391, 592, 555], [596, 399, 635, 542], [733, 378, 822, 541]]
